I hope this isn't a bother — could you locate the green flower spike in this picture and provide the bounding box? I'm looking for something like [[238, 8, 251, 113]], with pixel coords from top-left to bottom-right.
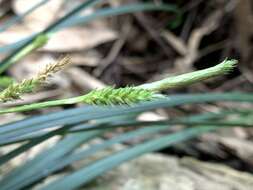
[[0, 56, 71, 102], [0, 59, 237, 114], [82, 86, 162, 106]]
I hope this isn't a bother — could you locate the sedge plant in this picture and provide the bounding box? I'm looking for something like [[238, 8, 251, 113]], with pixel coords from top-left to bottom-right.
[[0, 59, 237, 114], [0, 2, 251, 190]]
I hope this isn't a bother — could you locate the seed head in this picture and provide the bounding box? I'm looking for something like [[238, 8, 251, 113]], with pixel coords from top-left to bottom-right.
[[0, 56, 71, 102], [83, 86, 159, 105]]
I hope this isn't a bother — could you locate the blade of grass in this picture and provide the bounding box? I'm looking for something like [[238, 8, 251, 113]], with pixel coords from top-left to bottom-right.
[[0, 2, 177, 73], [0, 130, 103, 190], [0, 93, 253, 144], [38, 126, 218, 190], [0, 115, 138, 189], [0, 115, 136, 164], [0, 0, 103, 74], [1, 108, 246, 145], [0, 34, 49, 75], [0, 3, 178, 53], [0, 111, 232, 189], [2, 111, 252, 146], [20, 111, 248, 186], [0, 126, 165, 190], [0, 124, 77, 165], [0, 36, 32, 53], [3, 118, 251, 146], [0, 0, 51, 32], [55, 3, 179, 31]]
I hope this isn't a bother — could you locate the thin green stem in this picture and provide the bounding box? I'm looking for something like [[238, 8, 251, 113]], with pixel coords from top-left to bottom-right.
[[0, 59, 237, 114], [0, 0, 102, 74], [56, 3, 178, 31], [0, 96, 81, 114], [0, 3, 178, 54], [0, 2, 177, 74], [139, 59, 237, 91], [0, 35, 49, 74]]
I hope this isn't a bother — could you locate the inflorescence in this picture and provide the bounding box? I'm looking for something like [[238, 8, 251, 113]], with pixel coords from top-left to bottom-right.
[[0, 56, 71, 102], [82, 86, 159, 105]]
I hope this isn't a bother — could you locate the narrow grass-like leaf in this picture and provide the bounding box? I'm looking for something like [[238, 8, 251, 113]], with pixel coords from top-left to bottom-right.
[[0, 124, 74, 165], [1, 111, 252, 146], [0, 3, 178, 53], [0, 126, 164, 190], [0, 115, 137, 189], [3, 117, 248, 147], [0, 0, 102, 73], [0, 111, 233, 189], [55, 3, 179, 31], [0, 131, 103, 190], [2, 109, 245, 145], [38, 126, 218, 190], [0, 34, 49, 74], [0, 93, 253, 145], [0, 115, 136, 164], [0, 0, 50, 32], [0, 2, 178, 74]]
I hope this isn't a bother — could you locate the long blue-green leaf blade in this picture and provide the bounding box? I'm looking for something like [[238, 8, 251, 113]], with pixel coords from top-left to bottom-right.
[[39, 126, 218, 190], [0, 93, 253, 144]]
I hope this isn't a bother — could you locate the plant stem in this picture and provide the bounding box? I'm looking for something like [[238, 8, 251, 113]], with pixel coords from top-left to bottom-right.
[[0, 0, 102, 74], [139, 59, 237, 91], [0, 97, 81, 114], [0, 35, 49, 74], [0, 2, 177, 73], [0, 59, 237, 114]]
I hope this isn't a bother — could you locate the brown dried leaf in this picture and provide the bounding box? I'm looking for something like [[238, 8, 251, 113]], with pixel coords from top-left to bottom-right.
[[0, 26, 117, 52], [42, 27, 118, 52]]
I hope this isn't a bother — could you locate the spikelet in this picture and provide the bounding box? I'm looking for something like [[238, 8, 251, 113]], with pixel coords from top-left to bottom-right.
[[36, 56, 71, 82], [0, 76, 14, 89], [218, 58, 238, 73], [0, 79, 38, 101], [0, 56, 71, 102], [82, 86, 160, 106]]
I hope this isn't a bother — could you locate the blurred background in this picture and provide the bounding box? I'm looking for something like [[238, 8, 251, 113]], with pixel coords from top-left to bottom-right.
[[0, 0, 253, 189]]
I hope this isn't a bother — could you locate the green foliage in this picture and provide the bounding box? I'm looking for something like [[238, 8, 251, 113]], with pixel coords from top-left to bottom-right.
[[0, 98, 252, 189], [82, 86, 158, 105], [0, 34, 50, 74], [139, 59, 238, 91], [0, 2, 178, 72], [0, 56, 70, 102], [0, 1, 251, 190], [0, 59, 236, 113], [0, 76, 14, 90]]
